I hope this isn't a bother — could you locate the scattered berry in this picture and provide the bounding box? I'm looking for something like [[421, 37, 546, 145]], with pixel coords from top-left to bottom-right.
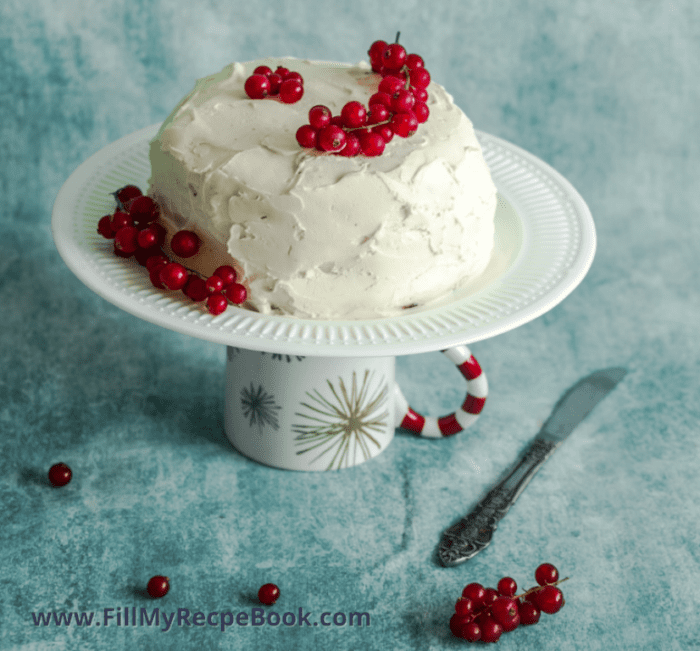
[[497, 576, 517, 597], [535, 563, 559, 586], [532, 585, 565, 614], [258, 583, 280, 606], [170, 230, 201, 258], [48, 462, 72, 487], [147, 576, 170, 599]]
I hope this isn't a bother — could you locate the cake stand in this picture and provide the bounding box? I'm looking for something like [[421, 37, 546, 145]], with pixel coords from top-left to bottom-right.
[[52, 124, 596, 471]]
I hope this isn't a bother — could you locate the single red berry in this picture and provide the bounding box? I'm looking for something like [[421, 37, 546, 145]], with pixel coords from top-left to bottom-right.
[[170, 230, 201, 258], [245, 74, 271, 99], [329, 115, 344, 128], [482, 587, 500, 608], [149, 261, 169, 288], [317, 125, 347, 152], [518, 600, 541, 625], [391, 111, 418, 138], [359, 132, 386, 157], [491, 596, 519, 627], [214, 265, 237, 286], [413, 101, 429, 124], [159, 262, 188, 290], [279, 79, 303, 104], [390, 89, 416, 113], [535, 562, 560, 586], [146, 254, 169, 272], [409, 68, 431, 89], [454, 597, 474, 617], [97, 215, 116, 238], [383, 43, 407, 70], [477, 614, 502, 643], [137, 227, 158, 250], [413, 87, 428, 103], [532, 585, 564, 614], [114, 184, 142, 207], [368, 40, 389, 65], [497, 576, 517, 597], [127, 196, 160, 225], [225, 282, 247, 304], [367, 103, 390, 125], [449, 613, 472, 638], [340, 101, 367, 128], [379, 75, 405, 95], [267, 73, 283, 95], [183, 275, 208, 302], [48, 462, 72, 487], [338, 133, 361, 157], [296, 124, 318, 149], [406, 53, 425, 70], [134, 245, 162, 267], [308, 105, 332, 130], [253, 65, 273, 76], [460, 621, 482, 642], [114, 226, 139, 255], [274, 66, 289, 78], [284, 71, 303, 83], [369, 91, 393, 109], [461, 583, 486, 608], [371, 124, 394, 143], [205, 275, 225, 294], [258, 583, 280, 606], [206, 293, 228, 315], [147, 576, 169, 599], [111, 211, 133, 231]]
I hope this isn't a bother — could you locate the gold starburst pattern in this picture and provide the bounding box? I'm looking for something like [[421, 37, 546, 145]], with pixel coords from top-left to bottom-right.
[[292, 370, 389, 470]]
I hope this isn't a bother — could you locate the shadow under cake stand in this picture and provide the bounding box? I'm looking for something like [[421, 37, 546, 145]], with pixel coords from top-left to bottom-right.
[[52, 125, 596, 471]]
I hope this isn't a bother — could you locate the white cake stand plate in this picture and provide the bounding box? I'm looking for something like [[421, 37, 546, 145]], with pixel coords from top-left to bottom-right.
[[52, 125, 596, 470]]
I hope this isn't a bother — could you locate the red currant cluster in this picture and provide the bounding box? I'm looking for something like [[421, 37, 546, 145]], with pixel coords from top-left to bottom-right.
[[449, 563, 568, 643], [97, 185, 247, 316], [295, 36, 430, 157], [245, 65, 304, 103]]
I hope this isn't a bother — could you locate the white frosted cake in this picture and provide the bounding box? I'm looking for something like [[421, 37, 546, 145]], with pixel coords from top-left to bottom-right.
[[148, 57, 497, 320]]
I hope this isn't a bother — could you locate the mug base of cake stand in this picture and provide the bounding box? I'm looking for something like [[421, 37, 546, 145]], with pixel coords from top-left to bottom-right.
[[223, 345, 488, 472]]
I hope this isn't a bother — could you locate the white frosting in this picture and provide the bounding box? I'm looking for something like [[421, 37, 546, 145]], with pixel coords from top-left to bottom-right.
[[148, 58, 497, 320]]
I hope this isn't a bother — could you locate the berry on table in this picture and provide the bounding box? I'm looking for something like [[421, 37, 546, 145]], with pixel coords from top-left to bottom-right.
[[258, 583, 280, 606], [462, 583, 486, 608], [532, 585, 565, 614], [497, 576, 517, 597], [48, 462, 72, 487], [518, 600, 541, 626], [147, 576, 170, 599], [535, 562, 559, 586]]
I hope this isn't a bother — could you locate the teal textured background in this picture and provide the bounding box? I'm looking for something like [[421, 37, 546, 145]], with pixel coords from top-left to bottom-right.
[[2, 0, 699, 649]]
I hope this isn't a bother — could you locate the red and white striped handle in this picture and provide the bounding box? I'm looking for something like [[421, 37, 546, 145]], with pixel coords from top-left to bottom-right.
[[394, 345, 488, 438]]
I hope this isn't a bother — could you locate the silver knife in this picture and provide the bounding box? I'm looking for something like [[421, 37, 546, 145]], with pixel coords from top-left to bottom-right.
[[438, 367, 627, 567]]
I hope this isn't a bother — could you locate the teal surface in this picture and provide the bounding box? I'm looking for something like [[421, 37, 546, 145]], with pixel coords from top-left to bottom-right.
[[2, 1, 699, 649]]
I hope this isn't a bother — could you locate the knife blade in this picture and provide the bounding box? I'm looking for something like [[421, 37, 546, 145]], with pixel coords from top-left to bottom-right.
[[438, 367, 627, 567]]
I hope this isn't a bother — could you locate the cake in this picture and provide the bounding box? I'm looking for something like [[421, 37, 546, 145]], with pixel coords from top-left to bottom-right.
[[147, 57, 497, 320]]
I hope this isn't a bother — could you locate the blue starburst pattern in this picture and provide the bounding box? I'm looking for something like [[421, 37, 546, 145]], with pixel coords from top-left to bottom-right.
[[292, 370, 389, 470], [240, 383, 282, 435]]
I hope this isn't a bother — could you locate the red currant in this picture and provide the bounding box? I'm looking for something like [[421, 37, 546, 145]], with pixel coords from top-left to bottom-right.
[[274, 66, 289, 78], [183, 275, 208, 302], [338, 133, 361, 157], [149, 261, 169, 288], [535, 563, 559, 586], [491, 596, 519, 627], [482, 587, 500, 608], [368, 40, 388, 65], [317, 125, 347, 152], [449, 613, 472, 638], [137, 227, 158, 250], [284, 71, 303, 84], [205, 275, 225, 294], [454, 597, 474, 617], [170, 230, 201, 258], [279, 79, 303, 103], [111, 211, 133, 231], [253, 65, 273, 76], [225, 283, 247, 304], [391, 111, 418, 137], [97, 215, 116, 238], [518, 600, 541, 626], [371, 124, 394, 143], [214, 265, 237, 286], [405, 53, 425, 70], [296, 124, 318, 149], [409, 68, 431, 89], [531, 585, 564, 614], [114, 184, 142, 207], [497, 576, 517, 597], [114, 226, 139, 255], [147, 576, 169, 599], [308, 105, 332, 129], [258, 583, 280, 606], [134, 245, 162, 267], [368, 91, 392, 109], [461, 583, 486, 608], [206, 293, 228, 315], [378, 75, 405, 96], [413, 87, 428, 103], [146, 254, 169, 272], [359, 132, 385, 157], [477, 614, 502, 643], [245, 74, 271, 99], [367, 104, 390, 125], [340, 101, 367, 128], [390, 89, 416, 113], [159, 262, 188, 290], [127, 196, 160, 225], [48, 462, 72, 487], [413, 101, 429, 124], [382, 43, 407, 70], [267, 73, 283, 96], [460, 621, 482, 642]]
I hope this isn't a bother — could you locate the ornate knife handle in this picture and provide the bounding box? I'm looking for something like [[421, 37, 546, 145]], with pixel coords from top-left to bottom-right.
[[438, 438, 559, 567]]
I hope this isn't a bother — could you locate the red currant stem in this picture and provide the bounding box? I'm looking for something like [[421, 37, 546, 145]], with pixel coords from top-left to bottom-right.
[[343, 118, 393, 131], [111, 191, 127, 213], [515, 576, 570, 600], [395, 31, 401, 44]]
